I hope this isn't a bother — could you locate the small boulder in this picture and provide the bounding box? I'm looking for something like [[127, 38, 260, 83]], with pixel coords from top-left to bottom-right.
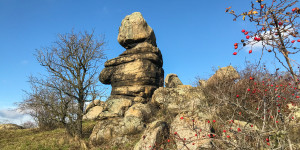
[[124, 103, 152, 121], [83, 106, 104, 120], [85, 100, 103, 113], [165, 73, 183, 88]]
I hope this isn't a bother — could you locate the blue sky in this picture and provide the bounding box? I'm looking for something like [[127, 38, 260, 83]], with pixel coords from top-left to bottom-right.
[[0, 0, 299, 124]]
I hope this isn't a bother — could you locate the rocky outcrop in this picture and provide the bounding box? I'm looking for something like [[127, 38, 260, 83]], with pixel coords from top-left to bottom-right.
[[90, 12, 163, 147], [0, 124, 24, 130], [206, 66, 240, 86], [165, 73, 183, 88], [99, 12, 164, 103]]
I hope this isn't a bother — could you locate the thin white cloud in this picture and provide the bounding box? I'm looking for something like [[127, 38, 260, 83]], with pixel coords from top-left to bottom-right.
[[0, 108, 34, 125], [21, 60, 29, 65], [244, 26, 297, 51], [0, 108, 24, 119]]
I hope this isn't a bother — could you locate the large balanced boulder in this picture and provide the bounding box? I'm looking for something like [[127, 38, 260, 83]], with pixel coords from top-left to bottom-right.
[[117, 12, 156, 49]]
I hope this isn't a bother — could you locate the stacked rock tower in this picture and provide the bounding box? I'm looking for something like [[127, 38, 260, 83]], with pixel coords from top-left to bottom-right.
[[100, 12, 164, 103]]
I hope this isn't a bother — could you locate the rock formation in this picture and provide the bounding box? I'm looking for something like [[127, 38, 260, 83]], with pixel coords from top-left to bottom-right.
[[99, 12, 164, 103], [90, 12, 164, 146]]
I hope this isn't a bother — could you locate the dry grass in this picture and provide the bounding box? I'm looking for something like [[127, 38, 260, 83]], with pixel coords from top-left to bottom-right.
[[0, 120, 97, 150]]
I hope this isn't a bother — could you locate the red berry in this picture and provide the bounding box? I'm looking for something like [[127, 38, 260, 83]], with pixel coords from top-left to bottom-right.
[[291, 40, 295, 43], [167, 139, 170, 142], [261, 5, 264, 8], [207, 120, 210, 123], [223, 130, 226, 133], [174, 132, 177, 135], [246, 35, 250, 39], [233, 52, 237, 55], [237, 128, 241, 132], [270, 116, 274, 119], [180, 117, 183, 119], [244, 31, 248, 35], [250, 77, 254, 80], [297, 39, 300, 42], [254, 37, 258, 40], [292, 8, 296, 12], [267, 142, 270, 146], [266, 138, 269, 142], [234, 46, 238, 49], [227, 135, 230, 138], [236, 95, 239, 98], [257, 37, 261, 41], [242, 29, 245, 32], [276, 121, 279, 123], [250, 125, 253, 127], [249, 50, 252, 54], [195, 134, 197, 136], [278, 22, 283, 26], [297, 96, 300, 98], [234, 43, 238, 46], [213, 120, 216, 123]]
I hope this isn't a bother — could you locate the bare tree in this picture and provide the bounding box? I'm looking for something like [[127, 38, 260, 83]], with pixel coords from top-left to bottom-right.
[[19, 30, 106, 138], [227, 0, 300, 89]]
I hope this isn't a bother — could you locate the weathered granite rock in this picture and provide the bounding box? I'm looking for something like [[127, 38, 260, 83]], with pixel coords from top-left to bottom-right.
[[99, 12, 163, 103], [171, 114, 213, 149], [124, 103, 152, 121], [117, 12, 156, 49], [165, 73, 183, 88], [0, 124, 24, 130], [83, 106, 104, 120], [98, 98, 132, 120], [134, 120, 169, 150], [89, 118, 124, 145], [151, 87, 205, 114]]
